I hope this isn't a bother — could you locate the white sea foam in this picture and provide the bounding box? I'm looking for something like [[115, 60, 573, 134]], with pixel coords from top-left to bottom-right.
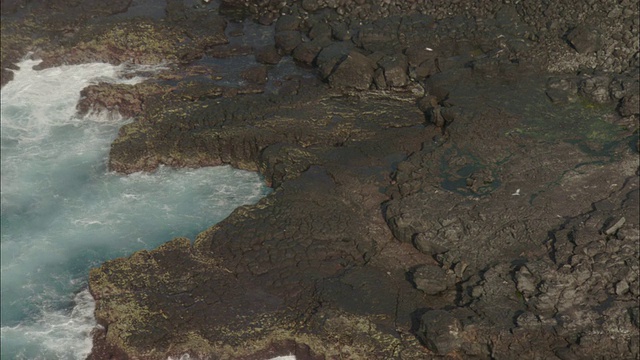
[[1, 58, 270, 358], [0, 289, 95, 360], [1, 60, 123, 143]]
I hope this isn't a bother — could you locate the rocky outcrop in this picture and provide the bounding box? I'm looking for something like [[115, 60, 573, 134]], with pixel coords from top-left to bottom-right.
[[0, 0, 228, 86], [93, 1, 639, 358], [2, 0, 638, 359], [404, 172, 639, 359], [222, 0, 639, 74], [76, 82, 168, 119], [90, 79, 436, 359], [94, 58, 638, 360]]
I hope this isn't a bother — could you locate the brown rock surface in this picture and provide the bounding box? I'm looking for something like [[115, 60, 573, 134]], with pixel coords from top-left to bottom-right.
[[92, 65, 639, 359], [1, 0, 638, 359]]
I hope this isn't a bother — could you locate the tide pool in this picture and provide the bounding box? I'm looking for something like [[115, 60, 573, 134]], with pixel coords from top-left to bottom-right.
[[0, 59, 270, 359]]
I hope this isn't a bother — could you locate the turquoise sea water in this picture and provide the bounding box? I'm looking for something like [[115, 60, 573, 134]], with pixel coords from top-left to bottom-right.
[[0, 59, 270, 359]]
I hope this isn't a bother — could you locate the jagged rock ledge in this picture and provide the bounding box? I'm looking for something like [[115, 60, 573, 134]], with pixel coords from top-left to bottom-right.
[[2, 0, 638, 359]]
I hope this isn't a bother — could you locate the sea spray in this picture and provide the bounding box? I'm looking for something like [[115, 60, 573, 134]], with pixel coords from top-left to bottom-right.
[[0, 59, 270, 359]]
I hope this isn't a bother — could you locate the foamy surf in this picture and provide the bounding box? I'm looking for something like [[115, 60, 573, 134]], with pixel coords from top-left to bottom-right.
[[1, 58, 270, 358], [0, 289, 95, 360]]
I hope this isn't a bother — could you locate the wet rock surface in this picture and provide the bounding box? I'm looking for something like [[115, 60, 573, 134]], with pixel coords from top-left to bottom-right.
[[2, 0, 639, 359]]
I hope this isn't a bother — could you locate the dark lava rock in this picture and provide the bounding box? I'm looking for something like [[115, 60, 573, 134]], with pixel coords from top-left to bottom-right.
[[514, 266, 538, 297], [254, 45, 282, 65], [331, 22, 352, 41], [257, 12, 276, 26], [275, 14, 301, 32], [579, 74, 613, 104], [309, 22, 332, 41], [315, 41, 354, 79], [327, 51, 376, 90], [240, 65, 268, 85], [372, 68, 386, 89], [566, 25, 603, 54], [353, 17, 406, 54], [378, 54, 409, 88], [92, 85, 432, 359], [404, 46, 438, 68], [417, 310, 463, 355], [6, 1, 638, 359], [301, 0, 319, 12], [292, 39, 329, 66], [546, 77, 579, 104], [619, 94, 640, 116], [274, 30, 303, 55], [409, 60, 439, 81], [413, 232, 449, 256], [258, 143, 319, 188], [76, 82, 168, 118], [207, 44, 253, 58], [1, 0, 28, 15], [411, 264, 449, 295]]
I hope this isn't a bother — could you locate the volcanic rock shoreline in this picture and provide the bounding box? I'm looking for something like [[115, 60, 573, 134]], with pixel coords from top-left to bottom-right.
[[2, 0, 639, 359]]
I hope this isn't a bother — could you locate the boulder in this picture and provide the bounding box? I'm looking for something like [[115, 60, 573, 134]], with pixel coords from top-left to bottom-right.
[[579, 75, 612, 104], [315, 41, 354, 79], [546, 77, 578, 104], [331, 22, 352, 41], [618, 94, 639, 116], [411, 264, 449, 295], [275, 14, 301, 32], [241, 65, 268, 85], [378, 54, 409, 88], [373, 68, 386, 89], [567, 26, 603, 54], [309, 22, 332, 41], [292, 38, 330, 66], [275, 30, 303, 55], [413, 231, 449, 255], [254, 45, 282, 64], [353, 18, 403, 54], [301, 0, 319, 12], [418, 310, 463, 355], [410, 60, 438, 81], [327, 51, 376, 90], [404, 46, 437, 68]]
